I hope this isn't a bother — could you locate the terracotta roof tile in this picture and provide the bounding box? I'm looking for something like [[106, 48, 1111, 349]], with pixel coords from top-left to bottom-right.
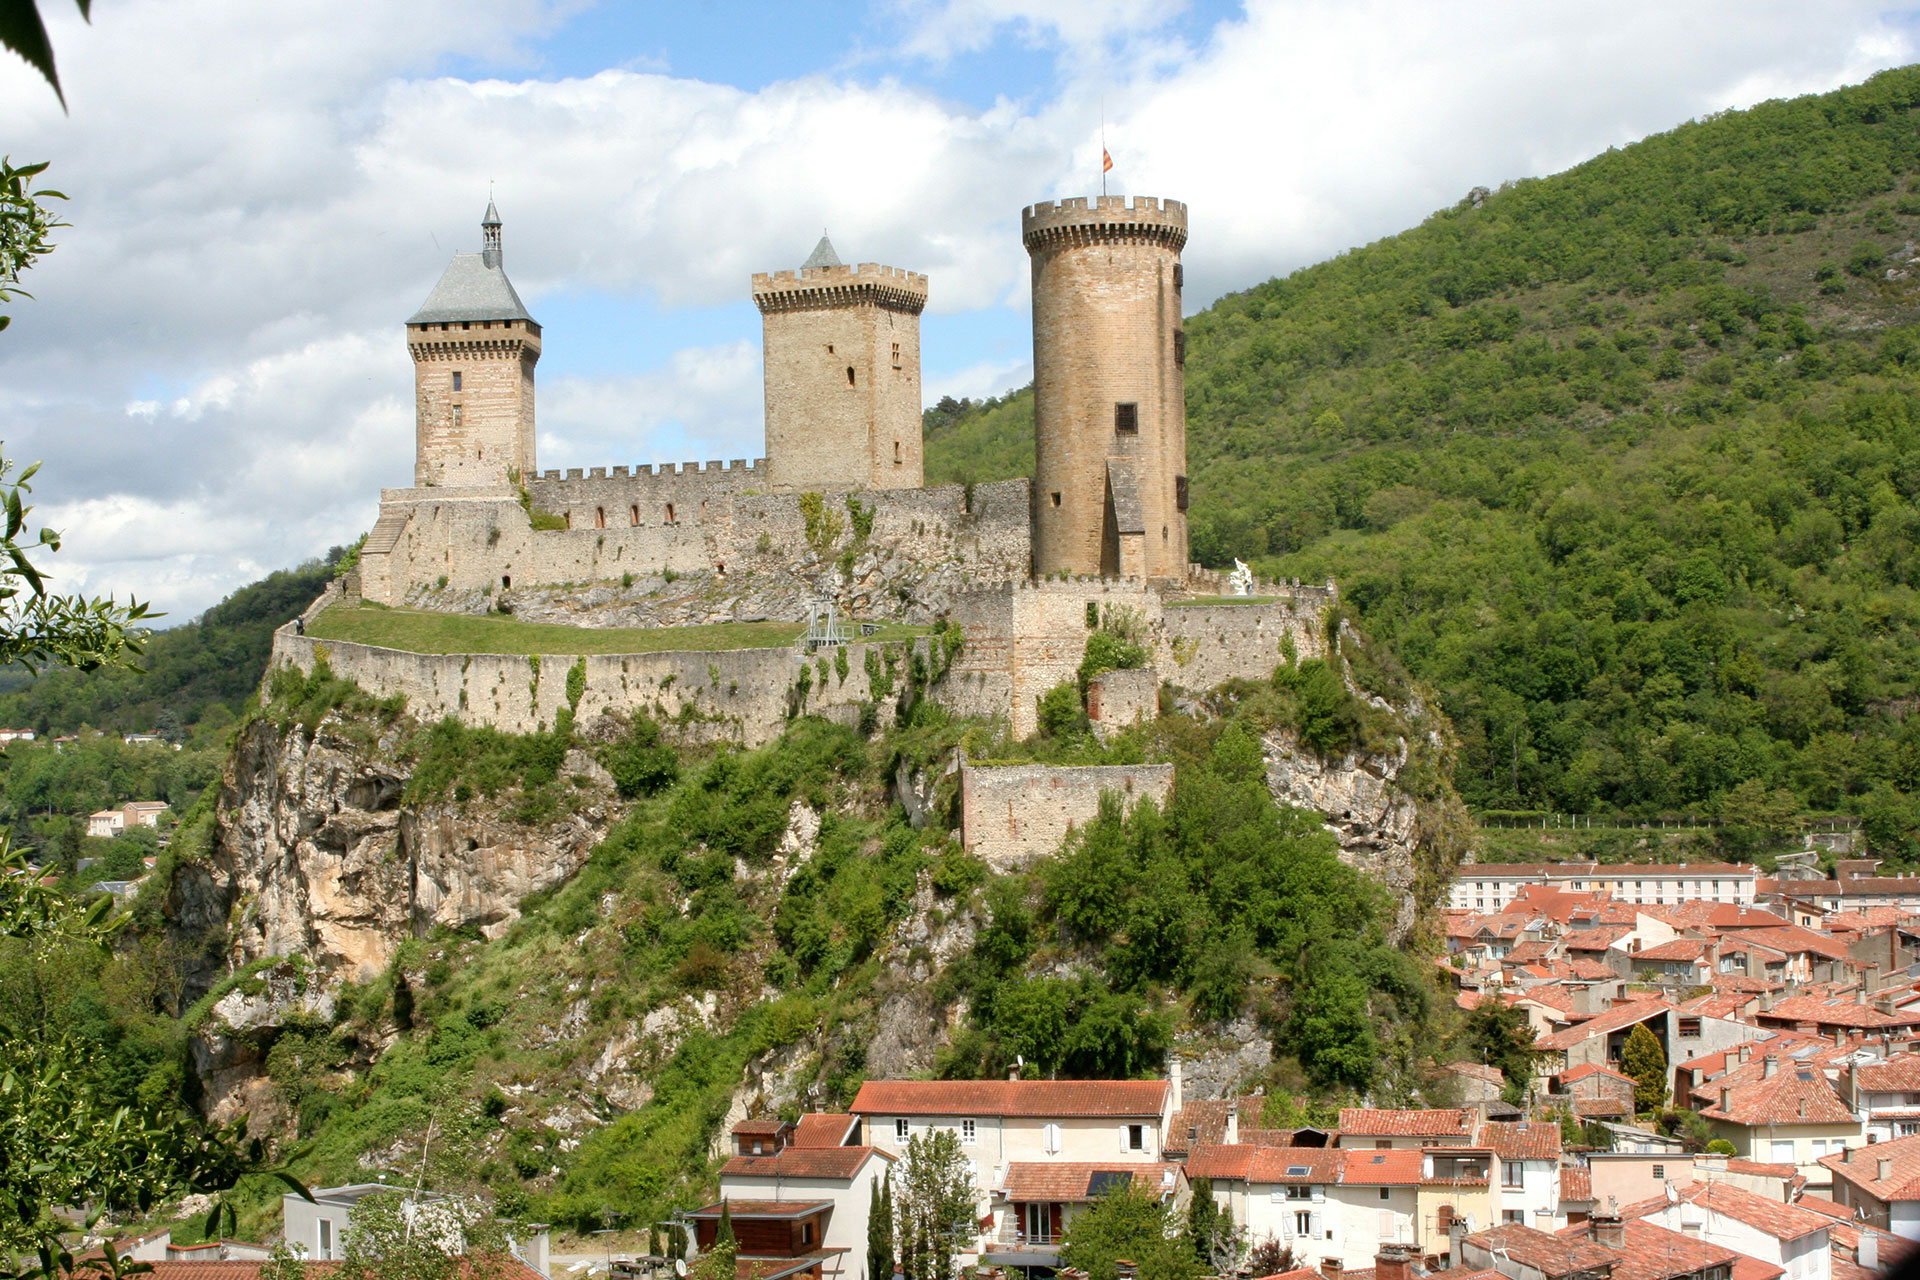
[[1560, 1166, 1592, 1201], [850, 1079, 1167, 1117], [1759, 996, 1916, 1029], [1536, 999, 1671, 1051], [1250, 1148, 1344, 1184], [1338, 1149, 1426, 1186], [788, 1113, 857, 1147], [1559, 1063, 1634, 1084], [719, 1146, 889, 1179], [1852, 1055, 1920, 1092], [1337, 1108, 1472, 1137], [1165, 1099, 1233, 1155], [1698, 1060, 1853, 1126], [1477, 1120, 1562, 1161], [1609, 1220, 1745, 1280], [1631, 939, 1710, 963], [1672, 1182, 1830, 1241], [1001, 1162, 1179, 1202], [1574, 1099, 1629, 1117], [1463, 1224, 1614, 1278], [733, 1118, 790, 1135], [690, 1200, 833, 1218], [1184, 1144, 1256, 1181], [1819, 1130, 1920, 1201]]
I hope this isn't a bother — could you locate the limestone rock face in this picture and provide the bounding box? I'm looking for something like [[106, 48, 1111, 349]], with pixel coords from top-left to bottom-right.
[[1261, 726, 1421, 941], [216, 714, 615, 983]]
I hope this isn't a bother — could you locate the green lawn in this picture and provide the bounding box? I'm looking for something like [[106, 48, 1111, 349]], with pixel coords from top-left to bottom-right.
[[308, 604, 807, 655]]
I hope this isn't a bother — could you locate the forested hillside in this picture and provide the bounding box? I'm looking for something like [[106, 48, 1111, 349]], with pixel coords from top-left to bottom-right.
[[927, 67, 1920, 855]]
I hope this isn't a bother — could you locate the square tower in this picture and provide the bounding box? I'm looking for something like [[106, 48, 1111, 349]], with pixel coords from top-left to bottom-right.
[[753, 236, 927, 492], [1023, 196, 1189, 582], [407, 202, 541, 488]]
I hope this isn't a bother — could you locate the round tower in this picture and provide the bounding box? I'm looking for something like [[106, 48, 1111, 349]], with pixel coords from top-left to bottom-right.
[[1023, 195, 1189, 582]]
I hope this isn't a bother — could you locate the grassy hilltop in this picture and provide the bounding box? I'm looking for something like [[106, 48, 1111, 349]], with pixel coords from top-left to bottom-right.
[[928, 66, 1920, 855]]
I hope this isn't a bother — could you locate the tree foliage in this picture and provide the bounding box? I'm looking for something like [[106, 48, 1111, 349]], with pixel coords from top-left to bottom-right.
[[1058, 1183, 1201, 1280], [893, 1131, 976, 1280], [1621, 1023, 1668, 1114]]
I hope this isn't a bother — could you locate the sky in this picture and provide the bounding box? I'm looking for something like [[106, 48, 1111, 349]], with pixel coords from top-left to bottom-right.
[[2, 0, 1917, 622]]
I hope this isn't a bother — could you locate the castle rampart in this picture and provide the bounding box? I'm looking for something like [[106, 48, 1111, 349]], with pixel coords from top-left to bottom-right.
[[960, 758, 1175, 869]]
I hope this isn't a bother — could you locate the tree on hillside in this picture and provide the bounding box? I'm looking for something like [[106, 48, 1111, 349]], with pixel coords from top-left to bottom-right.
[[1058, 1183, 1201, 1280], [1621, 1023, 1668, 1114], [868, 1173, 895, 1280], [1463, 997, 1542, 1105], [893, 1131, 976, 1280]]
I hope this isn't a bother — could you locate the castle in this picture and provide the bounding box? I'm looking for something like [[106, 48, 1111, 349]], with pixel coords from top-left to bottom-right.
[[307, 194, 1336, 741]]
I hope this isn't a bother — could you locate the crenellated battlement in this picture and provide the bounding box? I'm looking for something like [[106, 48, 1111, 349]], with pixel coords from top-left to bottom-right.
[[1021, 195, 1188, 252], [531, 458, 766, 482], [751, 262, 929, 315]]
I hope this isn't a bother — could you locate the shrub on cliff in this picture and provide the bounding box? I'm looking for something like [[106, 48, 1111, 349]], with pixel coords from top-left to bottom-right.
[[602, 713, 679, 798]]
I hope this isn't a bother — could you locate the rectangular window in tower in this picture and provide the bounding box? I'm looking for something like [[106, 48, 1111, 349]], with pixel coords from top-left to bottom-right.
[[451, 405, 463, 428], [1173, 263, 1184, 290], [1051, 492, 1062, 507], [892, 342, 902, 369], [1175, 475, 1190, 511], [1114, 403, 1138, 435], [894, 441, 903, 466], [1174, 331, 1186, 365], [451, 371, 462, 391]]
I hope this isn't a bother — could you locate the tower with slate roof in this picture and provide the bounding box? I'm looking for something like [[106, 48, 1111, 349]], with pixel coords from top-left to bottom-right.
[[752, 234, 927, 492], [408, 201, 541, 488]]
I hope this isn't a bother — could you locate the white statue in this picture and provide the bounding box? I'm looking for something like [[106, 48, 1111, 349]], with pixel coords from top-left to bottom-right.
[[1227, 559, 1255, 596]]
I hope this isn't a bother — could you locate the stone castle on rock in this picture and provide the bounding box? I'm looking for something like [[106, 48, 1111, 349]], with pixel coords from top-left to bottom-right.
[[303, 194, 1337, 741]]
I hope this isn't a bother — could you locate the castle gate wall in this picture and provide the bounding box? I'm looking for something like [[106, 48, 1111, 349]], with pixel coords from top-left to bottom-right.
[[960, 760, 1175, 869], [269, 628, 931, 748]]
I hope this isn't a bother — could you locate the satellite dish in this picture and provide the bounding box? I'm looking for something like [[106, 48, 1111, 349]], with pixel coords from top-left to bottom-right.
[[675, 1260, 689, 1276]]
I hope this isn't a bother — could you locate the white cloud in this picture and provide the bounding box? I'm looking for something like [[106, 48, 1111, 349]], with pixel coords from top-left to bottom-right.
[[0, 0, 1912, 622]]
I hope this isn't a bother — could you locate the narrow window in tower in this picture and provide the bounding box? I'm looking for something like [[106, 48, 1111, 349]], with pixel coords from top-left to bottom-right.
[[451, 371, 463, 391], [1114, 403, 1138, 435], [666, 503, 675, 523], [1051, 492, 1062, 507], [451, 405, 463, 429], [502, 575, 511, 589], [894, 441, 903, 466], [595, 507, 606, 529], [1174, 331, 1186, 366], [827, 344, 835, 355], [563, 511, 572, 529], [1176, 476, 1190, 511], [847, 366, 856, 386], [630, 505, 640, 526], [462, 321, 471, 330], [1173, 263, 1184, 290], [892, 342, 902, 369]]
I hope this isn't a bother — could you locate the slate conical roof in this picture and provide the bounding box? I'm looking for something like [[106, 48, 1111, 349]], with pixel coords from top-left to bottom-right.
[[802, 234, 842, 269], [483, 198, 501, 227]]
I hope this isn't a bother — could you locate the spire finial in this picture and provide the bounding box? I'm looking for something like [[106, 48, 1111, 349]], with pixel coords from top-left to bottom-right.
[[802, 232, 841, 270], [482, 195, 502, 268]]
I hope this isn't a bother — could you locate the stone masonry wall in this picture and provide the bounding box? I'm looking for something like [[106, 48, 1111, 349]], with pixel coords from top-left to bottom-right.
[[358, 478, 1032, 620], [960, 759, 1175, 869], [945, 577, 1333, 737], [269, 628, 932, 747], [410, 322, 538, 488]]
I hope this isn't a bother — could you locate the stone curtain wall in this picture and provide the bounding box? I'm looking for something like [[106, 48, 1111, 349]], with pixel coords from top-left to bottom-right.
[[357, 478, 1033, 613], [269, 628, 930, 747], [947, 579, 1334, 737], [960, 759, 1175, 868]]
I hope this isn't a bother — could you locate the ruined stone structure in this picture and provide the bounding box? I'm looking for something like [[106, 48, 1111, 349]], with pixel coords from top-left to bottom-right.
[[408, 201, 540, 488], [754, 236, 926, 492], [959, 758, 1175, 869], [1024, 197, 1189, 582]]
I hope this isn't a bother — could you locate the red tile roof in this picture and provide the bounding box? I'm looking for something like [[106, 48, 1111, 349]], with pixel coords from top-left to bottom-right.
[[690, 1200, 833, 1218], [1184, 1143, 1256, 1181], [1339, 1149, 1425, 1186], [1698, 1059, 1854, 1127], [1574, 1099, 1629, 1117], [1448, 1062, 1506, 1084], [1565, 927, 1631, 952], [788, 1112, 858, 1147], [1337, 1107, 1472, 1137], [850, 1079, 1167, 1117], [1536, 999, 1671, 1051], [1609, 1220, 1745, 1280], [1819, 1131, 1920, 1201], [1001, 1161, 1180, 1203], [1717, 1158, 1796, 1179], [1851, 1055, 1920, 1092], [1631, 939, 1709, 963], [1759, 996, 1915, 1029], [1464, 1224, 1614, 1278], [1674, 1181, 1831, 1241], [1477, 1120, 1562, 1161], [1560, 1166, 1592, 1201], [1249, 1148, 1344, 1184], [719, 1146, 890, 1180], [1165, 1098, 1233, 1155], [1559, 1063, 1633, 1084]]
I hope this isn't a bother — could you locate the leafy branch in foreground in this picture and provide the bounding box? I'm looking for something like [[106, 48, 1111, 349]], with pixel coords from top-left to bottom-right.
[[0, 451, 154, 671], [0, 158, 67, 330]]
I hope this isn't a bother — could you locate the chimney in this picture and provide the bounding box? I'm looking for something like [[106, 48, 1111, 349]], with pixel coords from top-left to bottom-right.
[[1880, 1158, 1893, 1182], [1845, 1146, 1854, 1164], [1860, 1232, 1880, 1272], [1170, 1058, 1183, 1113], [1589, 1214, 1626, 1249], [1763, 1056, 1777, 1079], [1324, 1260, 1345, 1278], [1376, 1244, 1416, 1280], [1720, 1087, 1733, 1112], [1797, 1099, 1807, 1119], [1449, 1219, 1468, 1265]]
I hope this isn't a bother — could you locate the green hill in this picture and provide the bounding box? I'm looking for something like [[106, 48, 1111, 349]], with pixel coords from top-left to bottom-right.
[[927, 66, 1920, 856]]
